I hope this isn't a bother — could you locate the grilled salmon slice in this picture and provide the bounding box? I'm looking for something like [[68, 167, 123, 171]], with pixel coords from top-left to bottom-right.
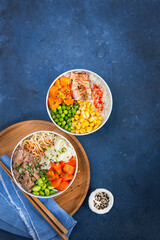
[[71, 72, 92, 100]]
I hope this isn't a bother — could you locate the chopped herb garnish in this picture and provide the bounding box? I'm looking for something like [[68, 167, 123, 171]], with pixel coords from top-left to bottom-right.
[[47, 157, 49, 159], [17, 166, 20, 170], [21, 171, 25, 175], [30, 171, 34, 174], [56, 155, 58, 158], [60, 175, 65, 177], [54, 149, 56, 152], [58, 150, 62, 154], [47, 145, 50, 147], [44, 155, 46, 158]]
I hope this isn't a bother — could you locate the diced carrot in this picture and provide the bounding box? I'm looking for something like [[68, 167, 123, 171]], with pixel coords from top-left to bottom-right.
[[51, 163, 62, 175], [48, 97, 62, 110], [47, 173, 59, 181], [55, 90, 65, 100], [63, 164, 75, 175], [68, 156, 76, 167], [47, 170, 55, 179], [64, 98, 74, 106], [49, 85, 58, 97], [50, 178, 62, 188], [54, 79, 61, 88], [60, 76, 71, 87], [56, 181, 70, 191], [60, 161, 65, 169], [62, 174, 74, 181]]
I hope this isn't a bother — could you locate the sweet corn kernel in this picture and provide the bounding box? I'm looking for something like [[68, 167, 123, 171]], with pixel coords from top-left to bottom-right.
[[99, 116, 103, 121], [87, 127, 92, 132], [90, 123, 95, 127]]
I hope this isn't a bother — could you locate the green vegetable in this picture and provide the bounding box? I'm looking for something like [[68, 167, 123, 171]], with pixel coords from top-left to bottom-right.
[[55, 118, 59, 123], [33, 192, 39, 196], [47, 185, 54, 190], [32, 186, 41, 192], [61, 113, 65, 118], [62, 121, 66, 126], [65, 126, 68, 130], [58, 106, 61, 110], [68, 127, 71, 132], [56, 114, 60, 118], [59, 118, 63, 122], [59, 110, 63, 114], [57, 122, 62, 126], [50, 190, 57, 195], [39, 190, 45, 196], [62, 106, 66, 110], [64, 110, 68, 115], [41, 184, 47, 190], [45, 188, 50, 196], [41, 176, 45, 181], [53, 109, 57, 113]]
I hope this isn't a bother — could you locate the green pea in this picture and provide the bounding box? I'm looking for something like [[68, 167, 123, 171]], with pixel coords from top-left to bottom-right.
[[55, 118, 59, 123], [62, 103, 65, 106], [62, 106, 66, 110], [47, 185, 54, 190], [56, 114, 60, 118], [57, 121, 62, 126], [62, 121, 66, 126], [53, 109, 57, 113], [33, 192, 39, 196], [67, 106, 70, 110], [61, 113, 65, 118], [65, 116, 68, 120], [67, 118, 71, 123], [65, 126, 68, 130], [41, 184, 47, 190], [64, 110, 68, 115], [59, 110, 63, 114], [52, 115, 56, 120], [68, 113, 71, 117], [69, 110, 72, 114], [39, 190, 45, 196], [50, 190, 57, 195], [59, 118, 63, 122], [72, 109, 76, 114], [32, 186, 41, 192], [68, 122, 72, 126], [58, 106, 61, 110], [68, 127, 71, 132], [45, 188, 50, 196]]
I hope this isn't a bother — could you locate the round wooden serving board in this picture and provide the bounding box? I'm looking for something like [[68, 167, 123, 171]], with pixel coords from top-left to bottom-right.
[[0, 120, 90, 216]]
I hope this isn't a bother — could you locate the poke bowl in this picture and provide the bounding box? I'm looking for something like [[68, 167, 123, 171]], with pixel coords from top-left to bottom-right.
[[46, 69, 113, 135], [11, 131, 78, 198]]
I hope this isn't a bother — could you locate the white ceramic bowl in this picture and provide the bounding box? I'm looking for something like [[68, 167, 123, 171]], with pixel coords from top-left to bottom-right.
[[11, 130, 78, 198], [46, 69, 113, 136], [88, 188, 114, 214]]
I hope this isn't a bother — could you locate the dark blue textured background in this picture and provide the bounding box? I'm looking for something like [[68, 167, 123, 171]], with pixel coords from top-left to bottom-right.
[[0, 0, 160, 239]]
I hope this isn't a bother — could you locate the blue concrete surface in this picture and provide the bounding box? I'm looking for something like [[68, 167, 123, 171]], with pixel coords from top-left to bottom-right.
[[0, 0, 160, 239]]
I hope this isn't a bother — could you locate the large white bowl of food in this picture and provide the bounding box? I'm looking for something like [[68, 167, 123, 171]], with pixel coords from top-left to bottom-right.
[[11, 131, 78, 198], [46, 69, 113, 135]]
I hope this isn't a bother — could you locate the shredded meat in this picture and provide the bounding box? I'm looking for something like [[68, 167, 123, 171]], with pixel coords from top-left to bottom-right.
[[12, 146, 40, 193]]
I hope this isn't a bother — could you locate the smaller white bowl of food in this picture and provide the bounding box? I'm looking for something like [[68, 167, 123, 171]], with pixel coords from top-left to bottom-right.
[[88, 188, 114, 214], [11, 131, 78, 198], [46, 69, 113, 135]]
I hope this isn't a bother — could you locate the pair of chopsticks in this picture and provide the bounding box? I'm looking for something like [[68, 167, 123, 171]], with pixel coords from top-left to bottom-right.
[[0, 160, 68, 240]]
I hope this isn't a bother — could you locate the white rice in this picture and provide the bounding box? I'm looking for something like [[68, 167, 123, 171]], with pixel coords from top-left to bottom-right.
[[89, 73, 112, 121]]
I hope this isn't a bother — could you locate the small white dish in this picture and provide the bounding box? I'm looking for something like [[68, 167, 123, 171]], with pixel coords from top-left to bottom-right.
[[88, 188, 114, 214]]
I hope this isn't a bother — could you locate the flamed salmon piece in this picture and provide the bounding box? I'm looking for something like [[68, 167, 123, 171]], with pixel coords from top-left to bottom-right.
[[71, 72, 92, 100]]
